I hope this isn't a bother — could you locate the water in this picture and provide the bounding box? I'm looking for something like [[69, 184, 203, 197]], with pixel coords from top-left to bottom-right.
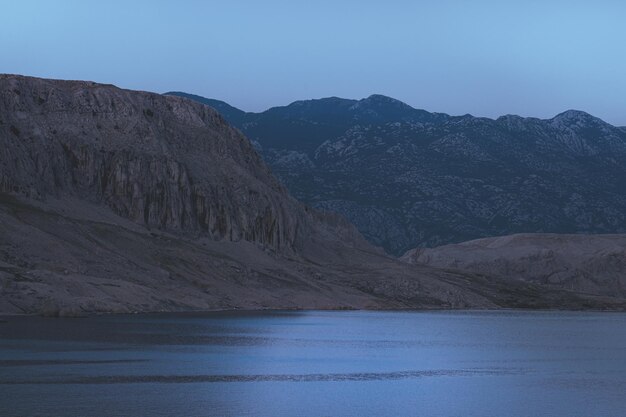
[[1, 310, 625, 417]]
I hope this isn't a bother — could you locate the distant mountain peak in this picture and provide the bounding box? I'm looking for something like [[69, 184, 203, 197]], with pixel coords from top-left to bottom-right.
[[286, 96, 356, 108], [497, 114, 525, 121], [355, 94, 412, 109], [365, 93, 401, 102], [550, 109, 610, 131], [552, 109, 594, 122]]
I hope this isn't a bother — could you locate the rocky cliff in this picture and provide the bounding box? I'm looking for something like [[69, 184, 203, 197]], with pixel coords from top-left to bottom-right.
[[0, 75, 367, 253]]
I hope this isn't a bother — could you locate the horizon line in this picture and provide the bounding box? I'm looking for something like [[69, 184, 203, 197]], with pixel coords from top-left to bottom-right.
[[2, 73, 622, 127], [165, 90, 618, 126]]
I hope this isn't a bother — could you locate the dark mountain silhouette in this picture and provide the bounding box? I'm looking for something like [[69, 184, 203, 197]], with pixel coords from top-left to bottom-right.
[[169, 92, 626, 255]]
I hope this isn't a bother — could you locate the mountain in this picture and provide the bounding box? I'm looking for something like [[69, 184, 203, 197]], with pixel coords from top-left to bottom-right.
[[6, 74, 613, 315], [168, 92, 626, 255], [402, 233, 626, 297]]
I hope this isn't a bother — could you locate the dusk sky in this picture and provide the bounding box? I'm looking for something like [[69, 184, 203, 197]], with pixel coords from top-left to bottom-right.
[[2, 0, 625, 124]]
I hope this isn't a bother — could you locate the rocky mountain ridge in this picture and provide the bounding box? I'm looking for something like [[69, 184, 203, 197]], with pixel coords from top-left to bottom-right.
[[169, 92, 626, 255]]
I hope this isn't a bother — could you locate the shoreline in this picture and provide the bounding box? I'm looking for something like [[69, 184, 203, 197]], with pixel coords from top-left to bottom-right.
[[2, 305, 626, 320]]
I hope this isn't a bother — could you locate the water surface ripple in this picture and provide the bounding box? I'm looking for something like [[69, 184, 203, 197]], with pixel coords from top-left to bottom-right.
[[0, 310, 625, 417]]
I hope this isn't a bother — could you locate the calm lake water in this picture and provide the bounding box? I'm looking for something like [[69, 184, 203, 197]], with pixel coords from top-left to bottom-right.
[[1, 310, 625, 417]]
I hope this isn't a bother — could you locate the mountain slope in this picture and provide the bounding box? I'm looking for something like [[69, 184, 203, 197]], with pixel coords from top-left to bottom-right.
[[402, 233, 626, 297], [169, 92, 626, 255], [6, 75, 616, 314]]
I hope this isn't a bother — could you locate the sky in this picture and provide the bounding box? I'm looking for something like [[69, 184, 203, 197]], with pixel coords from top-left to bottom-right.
[[2, 0, 626, 124]]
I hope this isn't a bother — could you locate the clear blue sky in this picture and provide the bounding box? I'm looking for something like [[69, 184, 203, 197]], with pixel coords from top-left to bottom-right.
[[2, 0, 625, 124]]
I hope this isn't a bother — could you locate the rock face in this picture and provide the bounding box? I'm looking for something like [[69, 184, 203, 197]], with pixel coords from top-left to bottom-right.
[[402, 233, 626, 297], [0, 75, 366, 253], [168, 92, 626, 255], [1, 75, 625, 315]]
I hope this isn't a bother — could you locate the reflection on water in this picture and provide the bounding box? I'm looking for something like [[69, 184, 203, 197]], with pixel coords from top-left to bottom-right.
[[1, 310, 625, 417], [3, 368, 524, 385]]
